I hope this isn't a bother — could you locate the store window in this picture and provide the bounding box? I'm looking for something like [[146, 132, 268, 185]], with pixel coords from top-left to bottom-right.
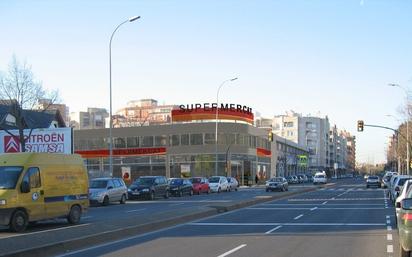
[[204, 133, 215, 145], [181, 134, 189, 145], [127, 137, 139, 148], [141, 136, 154, 147], [114, 137, 126, 148], [155, 135, 168, 146], [170, 135, 180, 146], [190, 133, 203, 145]]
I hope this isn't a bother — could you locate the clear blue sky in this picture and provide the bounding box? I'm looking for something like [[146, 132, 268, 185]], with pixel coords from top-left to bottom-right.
[[0, 0, 411, 164]]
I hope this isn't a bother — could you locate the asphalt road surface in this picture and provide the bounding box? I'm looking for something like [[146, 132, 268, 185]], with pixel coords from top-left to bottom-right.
[[59, 178, 398, 257]]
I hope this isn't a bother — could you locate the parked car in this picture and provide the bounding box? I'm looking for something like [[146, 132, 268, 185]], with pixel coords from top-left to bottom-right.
[[297, 174, 308, 183], [128, 176, 169, 200], [89, 178, 128, 206], [287, 175, 299, 184], [390, 175, 412, 202], [265, 177, 288, 192], [306, 175, 314, 183], [169, 178, 194, 196], [396, 196, 412, 256], [313, 173, 327, 184], [227, 177, 239, 191], [365, 175, 381, 188], [396, 179, 412, 220], [208, 176, 229, 193], [190, 177, 210, 194], [382, 173, 395, 188]]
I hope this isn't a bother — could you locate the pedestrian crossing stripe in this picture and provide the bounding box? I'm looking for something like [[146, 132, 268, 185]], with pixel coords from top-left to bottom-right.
[[289, 198, 386, 201]]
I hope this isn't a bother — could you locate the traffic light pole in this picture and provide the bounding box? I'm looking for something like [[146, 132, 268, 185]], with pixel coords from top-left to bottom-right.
[[361, 123, 411, 175]]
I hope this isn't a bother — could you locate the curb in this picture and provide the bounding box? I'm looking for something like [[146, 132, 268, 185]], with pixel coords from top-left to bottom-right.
[[5, 186, 319, 257]]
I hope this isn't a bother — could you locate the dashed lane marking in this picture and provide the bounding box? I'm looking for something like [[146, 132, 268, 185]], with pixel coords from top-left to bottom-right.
[[125, 208, 147, 213], [289, 198, 386, 201], [217, 244, 247, 257], [265, 225, 282, 234], [310, 207, 318, 211], [387, 234, 393, 241], [387, 245, 393, 253], [188, 222, 386, 226], [387, 226, 392, 231], [294, 214, 304, 220]]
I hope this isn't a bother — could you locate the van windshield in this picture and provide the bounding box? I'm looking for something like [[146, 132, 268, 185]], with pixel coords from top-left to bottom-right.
[[0, 166, 23, 189]]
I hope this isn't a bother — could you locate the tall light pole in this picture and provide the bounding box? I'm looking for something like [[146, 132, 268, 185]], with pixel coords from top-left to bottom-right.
[[109, 16, 140, 176], [388, 83, 410, 175], [386, 114, 402, 174], [215, 77, 238, 176]]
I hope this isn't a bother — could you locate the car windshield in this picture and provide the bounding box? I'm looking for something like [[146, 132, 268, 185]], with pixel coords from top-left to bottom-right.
[[0, 166, 23, 189], [270, 178, 283, 182], [133, 177, 155, 186], [170, 179, 183, 185], [190, 178, 201, 183], [89, 180, 108, 189], [398, 178, 411, 187], [208, 177, 220, 183]]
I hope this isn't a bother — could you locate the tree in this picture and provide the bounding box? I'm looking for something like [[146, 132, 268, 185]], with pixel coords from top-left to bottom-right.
[[0, 56, 59, 152]]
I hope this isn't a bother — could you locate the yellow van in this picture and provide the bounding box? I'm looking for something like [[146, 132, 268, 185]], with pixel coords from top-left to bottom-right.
[[0, 153, 89, 232]]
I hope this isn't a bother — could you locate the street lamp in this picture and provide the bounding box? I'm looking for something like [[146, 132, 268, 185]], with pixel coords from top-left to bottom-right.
[[215, 77, 238, 176], [386, 114, 402, 174], [109, 16, 141, 176], [388, 83, 410, 175]]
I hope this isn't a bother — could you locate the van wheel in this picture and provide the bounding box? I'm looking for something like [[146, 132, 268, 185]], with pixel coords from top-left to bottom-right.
[[120, 194, 126, 204], [67, 205, 81, 225], [10, 210, 28, 232], [102, 196, 109, 206], [400, 243, 411, 257]]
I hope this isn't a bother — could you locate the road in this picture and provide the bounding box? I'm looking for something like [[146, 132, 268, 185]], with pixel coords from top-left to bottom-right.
[[0, 185, 314, 256], [59, 178, 398, 257]]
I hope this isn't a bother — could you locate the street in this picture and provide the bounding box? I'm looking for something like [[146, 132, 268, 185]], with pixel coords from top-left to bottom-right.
[[58, 178, 396, 257]]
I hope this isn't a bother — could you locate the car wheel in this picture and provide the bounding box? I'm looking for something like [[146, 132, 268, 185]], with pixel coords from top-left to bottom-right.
[[10, 210, 28, 232], [207, 188, 210, 194], [120, 194, 126, 204], [266, 188, 269, 192], [400, 243, 411, 257], [102, 196, 109, 206], [235, 187, 238, 191], [286, 187, 289, 191], [218, 187, 221, 193], [366, 185, 369, 189], [179, 190, 183, 197], [282, 186, 285, 192], [149, 191, 155, 200], [164, 190, 169, 199], [197, 190, 201, 195], [227, 187, 231, 192], [189, 190, 193, 196], [67, 205, 81, 225]]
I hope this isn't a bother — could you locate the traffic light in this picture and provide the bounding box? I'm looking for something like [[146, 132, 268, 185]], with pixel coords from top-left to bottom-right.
[[268, 131, 273, 142], [357, 120, 364, 132]]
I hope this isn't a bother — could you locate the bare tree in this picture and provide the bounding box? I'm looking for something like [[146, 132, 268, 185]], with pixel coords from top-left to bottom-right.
[[0, 56, 59, 152]]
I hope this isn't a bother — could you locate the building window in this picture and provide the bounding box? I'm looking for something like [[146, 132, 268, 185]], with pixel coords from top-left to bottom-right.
[[127, 137, 139, 148], [287, 131, 294, 136], [284, 122, 294, 127], [141, 136, 154, 147], [190, 134, 203, 145], [155, 135, 168, 146], [181, 134, 189, 146], [204, 133, 215, 145], [170, 135, 180, 146], [114, 137, 126, 148]]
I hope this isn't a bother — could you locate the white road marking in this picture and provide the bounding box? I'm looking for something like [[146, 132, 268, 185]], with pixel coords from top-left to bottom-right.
[[310, 207, 318, 211], [322, 201, 328, 205], [387, 234, 393, 241], [248, 207, 385, 210], [82, 216, 93, 219], [386, 220, 391, 224], [386, 215, 390, 219], [262, 203, 383, 206], [188, 222, 386, 226], [387, 245, 393, 253], [125, 208, 146, 213], [247, 208, 310, 210], [217, 244, 247, 257], [265, 225, 282, 234], [2, 223, 90, 239], [169, 203, 185, 206], [289, 198, 386, 201], [294, 214, 304, 220], [387, 226, 392, 231]]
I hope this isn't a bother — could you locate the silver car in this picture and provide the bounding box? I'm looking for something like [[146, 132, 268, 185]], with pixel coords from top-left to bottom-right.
[[89, 178, 128, 206]]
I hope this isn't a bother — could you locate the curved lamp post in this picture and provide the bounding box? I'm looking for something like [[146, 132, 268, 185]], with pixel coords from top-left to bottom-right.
[[109, 16, 140, 176]]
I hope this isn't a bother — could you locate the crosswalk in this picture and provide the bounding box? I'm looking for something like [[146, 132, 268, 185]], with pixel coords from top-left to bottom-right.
[[319, 188, 383, 191]]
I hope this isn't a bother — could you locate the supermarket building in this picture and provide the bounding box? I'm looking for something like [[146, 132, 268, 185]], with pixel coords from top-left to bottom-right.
[[74, 104, 308, 185]]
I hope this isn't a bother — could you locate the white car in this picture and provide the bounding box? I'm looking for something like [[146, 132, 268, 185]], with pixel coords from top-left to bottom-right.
[[395, 179, 412, 219], [208, 176, 229, 193], [390, 175, 412, 202], [227, 177, 239, 191], [313, 174, 327, 184]]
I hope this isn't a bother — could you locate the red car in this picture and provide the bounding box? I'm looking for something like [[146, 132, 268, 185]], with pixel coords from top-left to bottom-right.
[[190, 177, 210, 194]]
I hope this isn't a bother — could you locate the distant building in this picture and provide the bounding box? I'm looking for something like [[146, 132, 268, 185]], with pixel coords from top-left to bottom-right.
[[70, 108, 108, 130], [341, 130, 356, 172], [113, 99, 177, 127], [268, 111, 330, 172], [36, 99, 70, 126]]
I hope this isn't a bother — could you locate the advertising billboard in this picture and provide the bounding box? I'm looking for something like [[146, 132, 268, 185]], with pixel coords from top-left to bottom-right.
[[0, 127, 73, 154]]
